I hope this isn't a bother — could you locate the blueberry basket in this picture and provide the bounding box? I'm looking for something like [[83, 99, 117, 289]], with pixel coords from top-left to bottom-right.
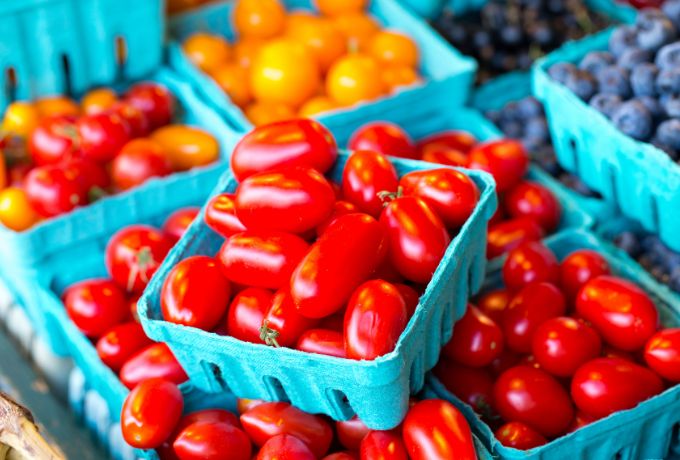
[[0, 68, 238, 355], [167, 0, 477, 136], [425, 229, 680, 460], [138, 152, 497, 430], [0, 0, 163, 112]]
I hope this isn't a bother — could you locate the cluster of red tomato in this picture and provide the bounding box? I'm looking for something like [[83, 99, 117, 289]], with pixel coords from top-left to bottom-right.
[[346, 121, 562, 259], [0, 83, 220, 232], [122, 376, 478, 460], [62, 208, 199, 389], [158, 118, 480, 359], [434, 240, 680, 449]]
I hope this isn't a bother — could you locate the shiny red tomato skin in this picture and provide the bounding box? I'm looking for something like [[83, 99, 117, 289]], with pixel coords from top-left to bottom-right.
[[111, 139, 172, 191], [235, 167, 335, 234], [263, 290, 317, 347], [77, 112, 130, 163], [495, 422, 547, 450], [434, 359, 494, 414], [341, 150, 399, 218], [560, 250, 611, 300], [112, 101, 150, 138], [381, 196, 450, 284], [296, 328, 345, 358], [394, 283, 419, 318], [442, 305, 503, 367], [502, 241, 560, 292], [227, 288, 273, 342], [173, 421, 251, 460], [344, 279, 408, 360], [576, 276, 659, 351], [124, 82, 175, 129], [417, 131, 477, 155], [204, 193, 246, 237], [64, 279, 129, 338], [360, 430, 408, 460], [105, 225, 174, 293], [494, 366, 574, 438], [96, 322, 153, 372], [290, 213, 386, 318], [174, 409, 240, 433], [240, 402, 333, 457], [475, 289, 511, 325], [121, 378, 183, 449], [467, 140, 529, 192], [399, 168, 480, 230], [316, 200, 358, 236], [568, 411, 599, 432], [503, 282, 566, 353], [420, 147, 469, 167], [218, 230, 309, 290], [25, 165, 87, 217], [486, 217, 544, 260], [571, 357, 663, 418], [336, 417, 370, 451], [532, 317, 602, 377], [348, 122, 417, 159], [119, 343, 188, 389], [231, 119, 338, 181], [323, 453, 358, 460], [645, 328, 680, 382], [256, 434, 316, 460], [162, 207, 199, 243], [28, 115, 79, 165], [504, 181, 562, 233], [403, 399, 477, 460], [66, 157, 111, 196], [161, 256, 231, 330]]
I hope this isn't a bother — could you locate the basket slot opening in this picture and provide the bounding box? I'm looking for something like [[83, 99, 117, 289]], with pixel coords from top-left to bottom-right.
[[115, 36, 128, 78], [263, 376, 290, 403], [650, 195, 660, 231], [325, 388, 354, 420], [608, 164, 619, 206], [440, 300, 453, 345], [60, 54, 72, 96], [4, 67, 17, 103], [208, 363, 230, 392], [568, 137, 578, 169]]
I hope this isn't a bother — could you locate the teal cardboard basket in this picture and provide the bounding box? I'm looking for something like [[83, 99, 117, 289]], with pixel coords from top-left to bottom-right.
[[0, 0, 163, 112], [0, 68, 238, 356], [138, 153, 497, 430], [425, 229, 680, 460], [167, 0, 477, 135]]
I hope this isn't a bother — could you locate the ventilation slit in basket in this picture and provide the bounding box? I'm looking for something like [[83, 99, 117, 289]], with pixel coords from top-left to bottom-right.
[[4, 67, 16, 103], [60, 54, 72, 96], [115, 36, 127, 78], [326, 389, 354, 420], [263, 376, 290, 402]]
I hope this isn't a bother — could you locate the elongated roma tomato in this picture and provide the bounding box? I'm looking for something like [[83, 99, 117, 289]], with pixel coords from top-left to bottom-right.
[[442, 305, 503, 367], [348, 122, 417, 159], [644, 328, 680, 382], [256, 434, 316, 460], [559, 249, 611, 300], [296, 328, 345, 358], [360, 430, 408, 460], [204, 193, 246, 237], [341, 150, 398, 217], [120, 343, 188, 389], [96, 322, 153, 372], [263, 290, 318, 347], [173, 421, 251, 460], [64, 278, 129, 338], [227, 288, 273, 343], [486, 217, 544, 259]]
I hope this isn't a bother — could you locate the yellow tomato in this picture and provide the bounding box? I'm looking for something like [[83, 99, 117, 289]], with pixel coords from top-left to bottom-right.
[[326, 54, 385, 106], [233, 38, 264, 69], [3, 102, 39, 137], [368, 30, 419, 68], [0, 187, 39, 231], [81, 88, 118, 115], [183, 32, 231, 73], [245, 101, 296, 126], [286, 17, 347, 73], [331, 13, 379, 51], [150, 125, 220, 171], [234, 0, 286, 40], [210, 63, 252, 108], [382, 65, 421, 92], [299, 96, 338, 117], [36, 96, 80, 118], [316, 0, 367, 17]]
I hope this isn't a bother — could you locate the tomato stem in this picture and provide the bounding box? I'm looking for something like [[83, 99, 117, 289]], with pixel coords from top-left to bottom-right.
[[377, 186, 403, 206], [259, 320, 281, 348]]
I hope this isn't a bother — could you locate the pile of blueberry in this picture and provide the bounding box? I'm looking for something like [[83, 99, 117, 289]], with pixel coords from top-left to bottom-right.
[[486, 96, 601, 197], [433, 0, 612, 84], [549, 1, 680, 159]]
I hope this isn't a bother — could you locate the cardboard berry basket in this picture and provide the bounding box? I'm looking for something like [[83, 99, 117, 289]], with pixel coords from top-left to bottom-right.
[[0, 68, 240, 356], [425, 229, 680, 460], [166, 0, 477, 136], [138, 152, 497, 430]]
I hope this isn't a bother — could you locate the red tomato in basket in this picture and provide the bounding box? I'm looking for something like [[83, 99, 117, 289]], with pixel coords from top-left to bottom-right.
[[111, 138, 173, 191], [341, 150, 399, 218], [161, 255, 231, 330], [420, 147, 469, 167], [576, 276, 659, 351], [532, 317, 602, 377], [96, 322, 153, 372], [24, 164, 87, 217], [173, 421, 251, 460], [105, 225, 174, 293], [218, 230, 309, 290], [434, 359, 494, 415], [112, 101, 151, 138], [442, 305, 503, 367], [568, 411, 600, 432], [468, 139, 529, 192], [494, 366, 574, 438], [296, 328, 345, 358], [77, 111, 130, 163], [504, 181, 562, 233], [399, 168, 480, 230], [162, 207, 199, 243], [204, 193, 246, 237], [28, 115, 79, 165], [290, 213, 386, 319], [336, 417, 370, 451], [344, 279, 408, 360], [240, 402, 333, 458], [235, 166, 335, 235], [120, 342, 188, 389], [502, 241, 559, 292], [494, 422, 547, 450], [571, 357, 663, 418], [559, 249, 611, 301], [486, 217, 544, 260], [360, 430, 408, 460], [124, 82, 175, 130], [231, 119, 338, 181], [416, 131, 477, 155], [227, 288, 273, 343], [121, 378, 183, 449], [402, 399, 477, 460], [66, 157, 111, 197], [645, 328, 680, 382], [174, 409, 240, 433], [263, 290, 318, 347], [256, 434, 316, 460], [348, 122, 417, 159], [475, 288, 511, 325], [323, 453, 358, 460], [394, 283, 419, 318], [380, 196, 450, 284], [316, 200, 358, 236], [64, 279, 129, 338]]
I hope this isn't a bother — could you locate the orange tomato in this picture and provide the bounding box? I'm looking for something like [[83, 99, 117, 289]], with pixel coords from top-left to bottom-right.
[[250, 38, 321, 108], [245, 101, 296, 126], [326, 54, 384, 106], [299, 96, 338, 117], [382, 65, 421, 92], [210, 63, 252, 108], [233, 38, 264, 69], [234, 0, 286, 40], [81, 88, 118, 115], [368, 31, 419, 68], [150, 125, 220, 171], [286, 10, 317, 32], [331, 13, 379, 51], [183, 32, 231, 73], [286, 17, 347, 73], [36, 96, 80, 118], [316, 0, 367, 17], [3, 101, 40, 137], [0, 187, 39, 231]]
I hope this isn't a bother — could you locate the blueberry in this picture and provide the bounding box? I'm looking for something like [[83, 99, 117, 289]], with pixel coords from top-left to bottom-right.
[[486, 110, 502, 125], [589, 93, 623, 118], [533, 22, 555, 48], [565, 70, 598, 101], [661, 94, 680, 118], [596, 66, 632, 98], [500, 25, 524, 47], [656, 119, 680, 151], [615, 231, 640, 256], [670, 267, 680, 292], [662, 0, 680, 30], [525, 117, 549, 141], [500, 101, 522, 122], [579, 51, 615, 75], [633, 96, 664, 120], [616, 48, 652, 71], [473, 29, 493, 49], [548, 62, 577, 84], [611, 100, 654, 141], [500, 120, 524, 139], [609, 26, 639, 58], [655, 42, 680, 70], [636, 9, 676, 52], [516, 97, 544, 119], [656, 68, 680, 94], [651, 139, 678, 160], [630, 63, 659, 97]]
